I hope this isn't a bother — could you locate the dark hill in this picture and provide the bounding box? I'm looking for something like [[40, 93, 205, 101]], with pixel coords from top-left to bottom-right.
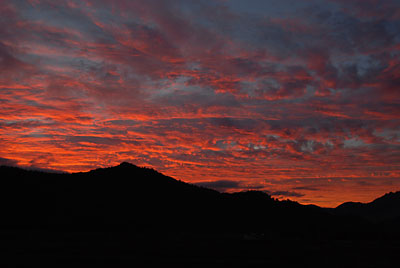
[[335, 191, 400, 223], [0, 163, 357, 236], [0, 163, 399, 267]]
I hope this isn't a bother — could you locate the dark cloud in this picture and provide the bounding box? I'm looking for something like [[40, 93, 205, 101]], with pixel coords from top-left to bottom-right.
[[293, 186, 320, 191], [194, 180, 241, 192]]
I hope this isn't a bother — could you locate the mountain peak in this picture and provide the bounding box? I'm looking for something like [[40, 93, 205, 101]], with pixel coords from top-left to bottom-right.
[[371, 191, 400, 205], [117, 162, 137, 168]]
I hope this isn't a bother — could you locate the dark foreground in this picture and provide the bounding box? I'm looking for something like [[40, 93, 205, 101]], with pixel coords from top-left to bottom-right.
[[3, 228, 400, 267], [1, 163, 399, 267]]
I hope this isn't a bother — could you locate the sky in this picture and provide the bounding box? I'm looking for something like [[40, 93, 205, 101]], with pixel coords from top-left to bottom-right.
[[0, 0, 399, 207]]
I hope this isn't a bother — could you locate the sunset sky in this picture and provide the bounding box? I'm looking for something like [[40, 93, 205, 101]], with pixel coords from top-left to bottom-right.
[[1, 0, 399, 206]]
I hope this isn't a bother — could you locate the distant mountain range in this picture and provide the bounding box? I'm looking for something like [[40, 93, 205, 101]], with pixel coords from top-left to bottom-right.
[[1, 162, 399, 267], [335, 191, 400, 224], [1, 162, 398, 232]]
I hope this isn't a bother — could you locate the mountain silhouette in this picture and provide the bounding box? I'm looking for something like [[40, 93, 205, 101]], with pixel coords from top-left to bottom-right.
[[0, 163, 355, 234], [0, 163, 399, 267], [335, 191, 400, 223]]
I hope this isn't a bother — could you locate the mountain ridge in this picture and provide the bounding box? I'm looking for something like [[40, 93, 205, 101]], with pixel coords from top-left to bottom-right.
[[335, 191, 400, 223], [0, 162, 398, 233], [2, 162, 398, 211], [1, 162, 400, 267], [2, 162, 399, 210]]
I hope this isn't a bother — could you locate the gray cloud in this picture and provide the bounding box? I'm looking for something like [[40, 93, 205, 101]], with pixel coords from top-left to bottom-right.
[[267, 190, 305, 198], [194, 180, 240, 192]]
